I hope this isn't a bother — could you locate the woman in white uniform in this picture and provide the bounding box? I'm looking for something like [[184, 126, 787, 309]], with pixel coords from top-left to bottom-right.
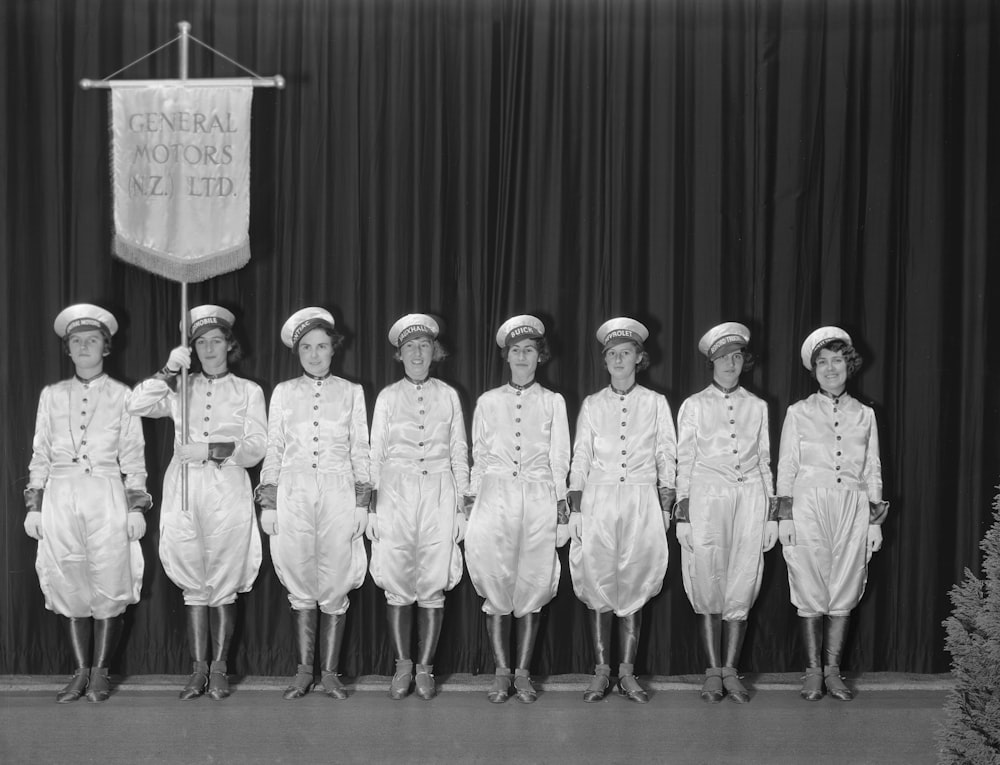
[[257, 308, 371, 700], [465, 315, 571, 704], [24, 304, 149, 703], [568, 318, 675, 704], [674, 322, 777, 704], [129, 305, 266, 701], [367, 314, 469, 701], [777, 326, 887, 701]]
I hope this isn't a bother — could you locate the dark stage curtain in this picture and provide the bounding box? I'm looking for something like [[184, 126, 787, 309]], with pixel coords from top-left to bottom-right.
[[1, 0, 997, 677]]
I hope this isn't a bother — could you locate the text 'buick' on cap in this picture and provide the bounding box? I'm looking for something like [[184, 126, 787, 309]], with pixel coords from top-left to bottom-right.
[[388, 313, 440, 347], [281, 307, 335, 349], [496, 315, 545, 348], [186, 305, 236, 342], [596, 317, 648, 350], [800, 326, 852, 369], [53, 304, 119, 338], [698, 322, 750, 361]]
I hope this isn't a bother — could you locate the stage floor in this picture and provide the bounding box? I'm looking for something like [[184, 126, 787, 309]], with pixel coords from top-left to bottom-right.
[[0, 674, 950, 765]]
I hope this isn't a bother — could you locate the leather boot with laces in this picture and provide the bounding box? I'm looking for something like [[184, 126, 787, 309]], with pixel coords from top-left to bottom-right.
[[56, 668, 90, 704], [179, 660, 209, 701], [487, 670, 511, 703], [513, 669, 537, 703], [389, 659, 413, 700], [283, 664, 314, 700], [583, 664, 611, 703], [415, 664, 436, 700], [824, 665, 854, 701]]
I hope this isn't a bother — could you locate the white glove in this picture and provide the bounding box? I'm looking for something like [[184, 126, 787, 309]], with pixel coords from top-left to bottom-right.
[[353, 507, 368, 540], [24, 511, 43, 540], [867, 525, 883, 559], [127, 512, 147, 540], [165, 346, 192, 372], [563, 513, 580, 545], [675, 522, 693, 553], [175, 443, 209, 463], [779, 519, 796, 546], [454, 513, 468, 543], [260, 510, 278, 536], [556, 524, 570, 548], [762, 521, 778, 552], [365, 513, 380, 542]]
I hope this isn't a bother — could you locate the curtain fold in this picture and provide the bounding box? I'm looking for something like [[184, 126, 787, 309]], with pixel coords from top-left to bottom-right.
[[1, 0, 996, 676]]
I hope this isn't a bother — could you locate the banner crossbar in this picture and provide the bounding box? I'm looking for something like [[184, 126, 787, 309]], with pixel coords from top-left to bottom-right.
[[79, 21, 284, 90]]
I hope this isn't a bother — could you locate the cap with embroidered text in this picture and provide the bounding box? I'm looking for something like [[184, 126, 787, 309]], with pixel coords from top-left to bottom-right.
[[698, 322, 750, 361], [596, 317, 648, 350], [53, 304, 118, 338], [496, 315, 545, 348], [281, 307, 336, 349], [186, 305, 236, 342], [800, 326, 852, 369], [388, 314, 440, 347]]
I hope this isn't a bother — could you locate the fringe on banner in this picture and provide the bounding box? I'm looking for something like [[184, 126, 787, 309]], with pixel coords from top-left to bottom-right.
[[114, 236, 251, 283]]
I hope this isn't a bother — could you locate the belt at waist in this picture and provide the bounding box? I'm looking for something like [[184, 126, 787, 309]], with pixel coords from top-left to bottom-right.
[[47, 466, 122, 480]]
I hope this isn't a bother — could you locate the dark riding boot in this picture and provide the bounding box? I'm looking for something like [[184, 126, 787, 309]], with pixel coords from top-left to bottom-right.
[[721, 619, 750, 703], [180, 605, 210, 700], [415, 607, 443, 700], [387, 604, 413, 699], [800, 615, 824, 701], [698, 613, 723, 703], [617, 612, 648, 704], [824, 614, 854, 701], [283, 609, 317, 700], [319, 612, 348, 699], [207, 603, 236, 700], [56, 617, 92, 703], [486, 613, 512, 703], [513, 613, 540, 703], [583, 610, 612, 703], [87, 615, 122, 702]]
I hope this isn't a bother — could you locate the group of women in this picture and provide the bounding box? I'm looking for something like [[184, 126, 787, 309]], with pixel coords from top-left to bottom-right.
[[24, 303, 888, 708]]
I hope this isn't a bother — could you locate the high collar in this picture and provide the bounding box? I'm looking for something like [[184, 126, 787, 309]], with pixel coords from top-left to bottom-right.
[[711, 381, 740, 395], [509, 379, 536, 391], [75, 371, 107, 385], [610, 381, 637, 396], [202, 370, 230, 380], [404, 374, 430, 386], [304, 370, 332, 381], [818, 388, 846, 401]]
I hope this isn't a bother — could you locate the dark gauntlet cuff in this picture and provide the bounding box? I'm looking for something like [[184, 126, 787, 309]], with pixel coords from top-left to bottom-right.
[[125, 488, 152, 513], [255, 484, 278, 512], [208, 442, 235, 464], [869, 500, 889, 525], [556, 499, 570, 525], [771, 496, 793, 521], [355, 482, 373, 507], [24, 487, 44, 514], [657, 487, 676, 513], [673, 497, 690, 523]]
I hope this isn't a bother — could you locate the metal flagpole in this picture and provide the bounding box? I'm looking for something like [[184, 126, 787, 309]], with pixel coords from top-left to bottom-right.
[[179, 21, 190, 516]]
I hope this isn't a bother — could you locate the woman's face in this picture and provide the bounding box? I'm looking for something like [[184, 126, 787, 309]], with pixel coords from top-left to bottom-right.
[[604, 342, 640, 385], [297, 327, 334, 377], [400, 336, 433, 380], [712, 350, 745, 389], [67, 329, 107, 375], [507, 339, 540, 383], [194, 328, 229, 375], [814, 347, 848, 396]]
